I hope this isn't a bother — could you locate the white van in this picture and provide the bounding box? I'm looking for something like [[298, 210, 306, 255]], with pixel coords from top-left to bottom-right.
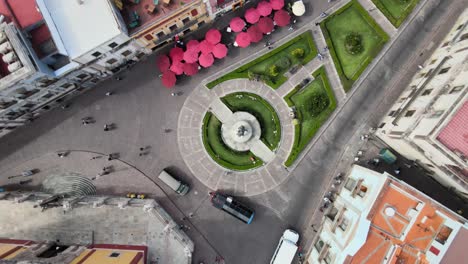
[[270, 229, 299, 264], [158, 170, 190, 195]]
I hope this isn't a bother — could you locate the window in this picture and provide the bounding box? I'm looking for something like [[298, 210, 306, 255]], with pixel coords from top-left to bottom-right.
[[109, 252, 120, 258], [429, 59, 437, 65], [431, 110, 444, 118], [399, 97, 407, 103], [182, 17, 190, 25], [108, 42, 118, 49], [183, 28, 191, 35], [405, 110, 415, 117], [169, 24, 178, 31], [326, 206, 339, 221], [156, 31, 165, 39], [91, 51, 102, 57], [121, 50, 132, 57], [388, 111, 395, 116], [344, 178, 356, 191], [459, 33, 468, 41], [422, 89, 432, 96], [457, 24, 464, 30], [314, 238, 324, 252], [441, 42, 449, 47], [76, 73, 88, 80], [190, 9, 198, 16], [450, 85, 464, 94], [339, 217, 349, 231], [378, 122, 386, 129], [324, 251, 333, 264], [61, 83, 73, 89], [106, 58, 118, 64], [42, 93, 54, 99], [198, 21, 205, 27], [438, 67, 450, 75], [435, 225, 453, 245], [357, 185, 367, 197], [426, 163, 435, 168], [145, 34, 153, 40]]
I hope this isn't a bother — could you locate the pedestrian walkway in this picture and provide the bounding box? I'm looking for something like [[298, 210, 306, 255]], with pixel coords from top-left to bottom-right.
[[358, 0, 398, 37]]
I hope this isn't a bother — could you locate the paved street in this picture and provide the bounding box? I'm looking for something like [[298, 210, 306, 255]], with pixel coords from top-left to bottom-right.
[[0, 0, 467, 263]]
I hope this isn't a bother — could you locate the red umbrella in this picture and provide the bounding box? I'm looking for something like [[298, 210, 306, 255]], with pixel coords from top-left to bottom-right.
[[245, 8, 260, 24], [170, 60, 184, 75], [270, 0, 284, 10], [213, 43, 228, 59], [235, 32, 251, 48], [247, 25, 263, 43], [274, 9, 291, 27], [186, 39, 200, 53], [257, 17, 274, 34], [199, 53, 214, 68], [183, 63, 199, 76], [205, 29, 222, 45], [199, 40, 214, 54], [183, 50, 199, 63], [156, 55, 170, 73], [230, 17, 245, 32], [161, 70, 176, 88], [169, 47, 184, 61], [257, 1, 272, 17]]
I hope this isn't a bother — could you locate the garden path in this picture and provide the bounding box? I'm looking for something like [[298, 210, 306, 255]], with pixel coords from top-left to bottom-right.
[[358, 0, 398, 36]]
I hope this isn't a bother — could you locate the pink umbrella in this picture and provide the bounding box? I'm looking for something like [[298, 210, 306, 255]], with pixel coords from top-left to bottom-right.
[[247, 25, 263, 43], [199, 53, 214, 68], [169, 47, 184, 61], [257, 1, 272, 17], [183, 63, 199, 76], [170, 60, 184, 75], [230, 17, 246, 32], [257, 17, 274, 34], [270, 0, 284, 10], [199, 40, 214, 54], [186, 39, 200, 53], [205, 29, 222, 45], [235, 32, 251, 48], [245, 8, 260, 24], [161, 70, 176, 88], [156, 55, 171, 73], [183, 50, 199, 63], [274, 9, 291, 27], [213, 43, 228, 59]]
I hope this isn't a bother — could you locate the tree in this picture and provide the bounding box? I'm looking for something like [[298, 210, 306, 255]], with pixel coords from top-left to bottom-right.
[[344, 32, 364, 55], [269, 64, 279, 77], [276, 57, 291, 69], [291, 48, 305, 58], [305, 92, 329, 117]]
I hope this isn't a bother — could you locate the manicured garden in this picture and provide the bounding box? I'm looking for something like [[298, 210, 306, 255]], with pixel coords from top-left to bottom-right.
[[321, 0, 389, 91], [206, 31, 317, 89], [221, 92, 281, 150], [202, 112, 263, 170], [372, 0, 420, 27], [284, 67, 337, 167]]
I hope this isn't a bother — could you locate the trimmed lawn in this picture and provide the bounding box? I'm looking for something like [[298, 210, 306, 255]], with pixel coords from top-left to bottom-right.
[[222, 92, 281, 150], [372, 0, 419, 27], [206, 31, 317, 89], [284, 67, 337, 167], [321, 0, 389, 91], [202, 112, 263, 171]]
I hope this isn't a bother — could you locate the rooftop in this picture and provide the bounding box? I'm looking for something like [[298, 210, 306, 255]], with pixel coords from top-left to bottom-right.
[[0, 0, 43, 29], [118, 0, 197, 35], [37, 0, 122, 59], [437, 100, 468, 158]]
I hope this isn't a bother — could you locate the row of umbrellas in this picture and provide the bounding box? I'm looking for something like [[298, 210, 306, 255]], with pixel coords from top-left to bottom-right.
[[157, 29, 229, 87]]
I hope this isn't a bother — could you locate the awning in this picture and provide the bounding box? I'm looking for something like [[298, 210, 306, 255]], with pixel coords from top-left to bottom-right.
[[292, 1, 305, 16]]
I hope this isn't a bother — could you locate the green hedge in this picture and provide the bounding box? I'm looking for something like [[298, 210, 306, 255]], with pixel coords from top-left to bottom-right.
[[372, 0, 420, 27]]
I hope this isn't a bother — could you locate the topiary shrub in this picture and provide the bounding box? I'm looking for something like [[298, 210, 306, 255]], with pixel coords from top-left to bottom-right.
[[269, 64, 279, 77], [276, 57, 291, 69], [291, 48, 305, 58], [305, 92, 329, 117], [345, 32, 364, 55]]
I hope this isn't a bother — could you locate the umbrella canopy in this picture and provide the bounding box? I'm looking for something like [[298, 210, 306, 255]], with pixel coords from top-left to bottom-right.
[[183, 50, 199, 63], [292, 0, 305, 16], [170, 60, 184, 75], [199, 53, 214, 68], [183, 63, 199, 76], [156, 55, 171, 73], [213, 43, 228, 59], [235, 32, 251, 48], [274, 9, 291, 27], [199, 40, 214, 54], [205, 29, 222, 45], [161, 70, 176, 88], [257, 17, 274, 34], [230, 17, 245, 32], [256, 1, 272, 17], [169, 47, 184, 61], [244, 8, 260, 24], [247, 25, 263, 43], [186, 39, 200, 53], [270, 0, 284, 10]]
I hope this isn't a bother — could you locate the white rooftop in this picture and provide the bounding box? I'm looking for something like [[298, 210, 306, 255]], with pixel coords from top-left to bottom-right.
[[37, 0, 123, 59]]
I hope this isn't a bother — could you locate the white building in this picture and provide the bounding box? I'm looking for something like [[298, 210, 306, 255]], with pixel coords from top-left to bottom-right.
[[307, 165, 468, 264], [0, 0, 149, 137], [375, 8, 468, 198]]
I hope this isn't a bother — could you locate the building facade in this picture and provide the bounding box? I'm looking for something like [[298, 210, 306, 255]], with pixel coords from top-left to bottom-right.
[[307, 165, 468, 264], [375, 8, 468, 198], [0, 0, 149, 138]]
